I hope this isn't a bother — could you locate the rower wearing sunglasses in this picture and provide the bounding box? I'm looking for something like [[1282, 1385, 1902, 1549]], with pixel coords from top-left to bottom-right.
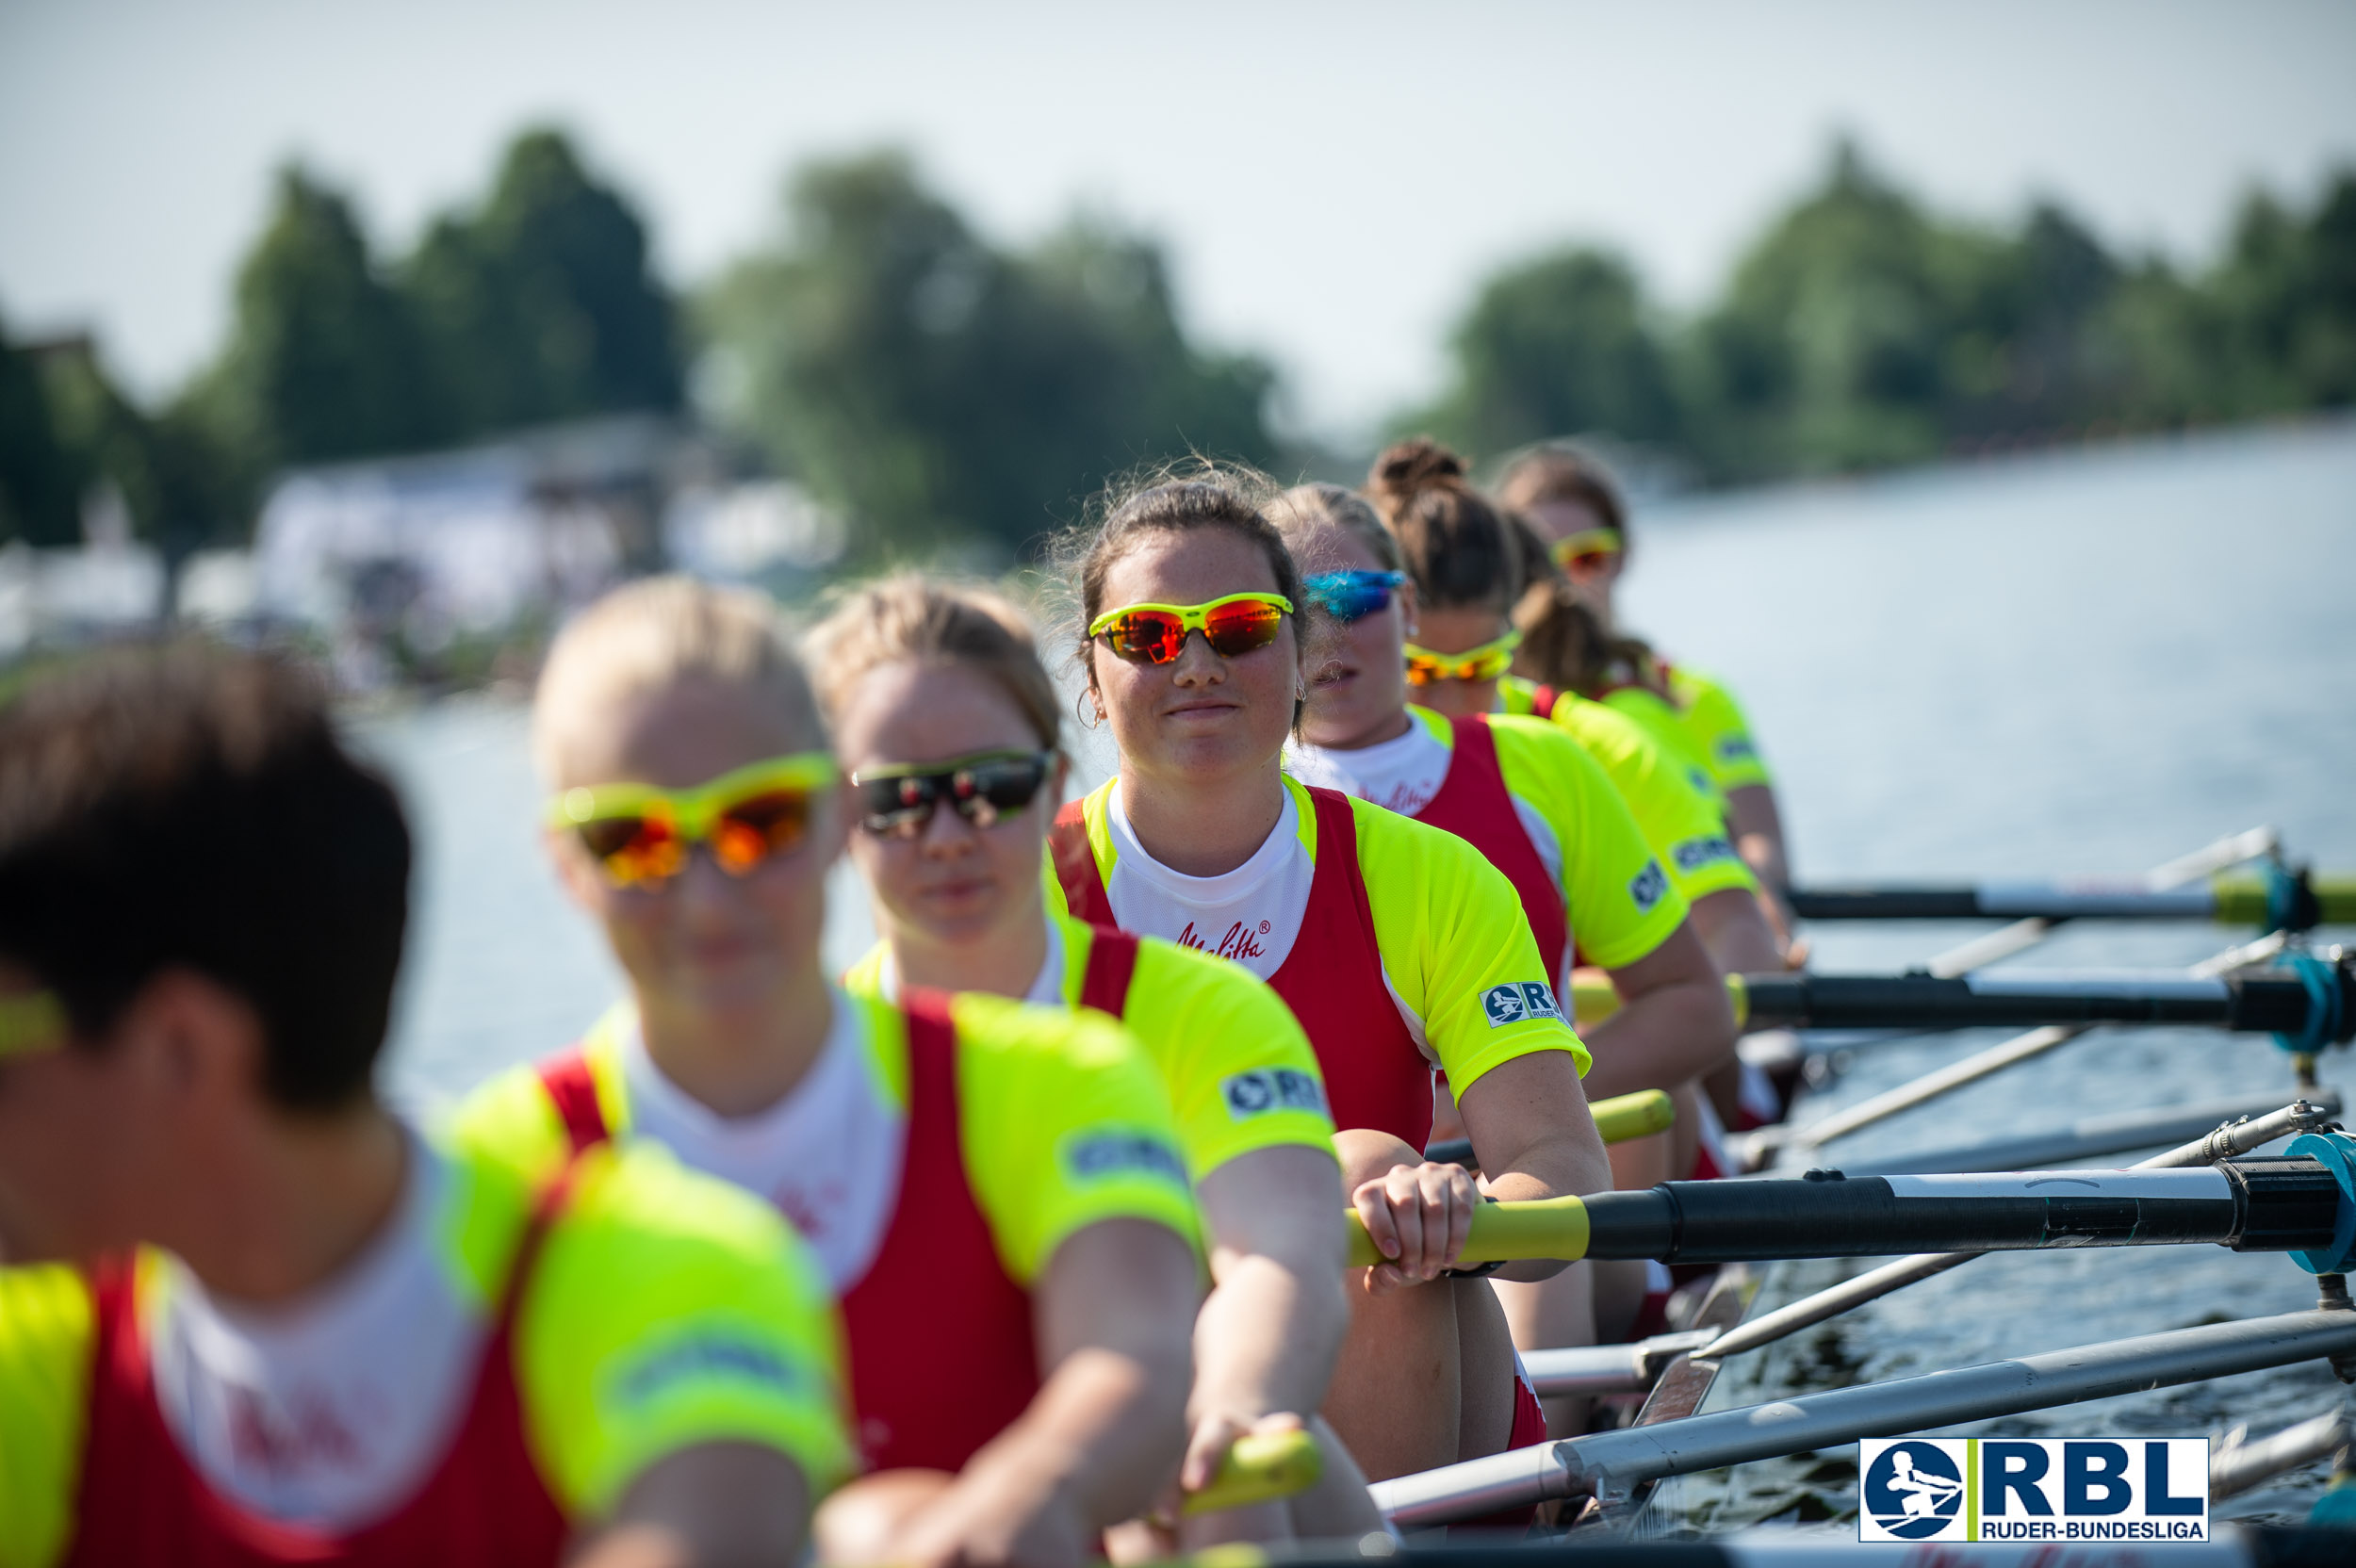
[[1497, 445, 1794, 906], [1044, 463, 1612, 1487], [451, 578, 1205, 1568], [809, 575, 1381, 1548], [1268, 451, 1735, 1366], [0, 645, 850, 1568]]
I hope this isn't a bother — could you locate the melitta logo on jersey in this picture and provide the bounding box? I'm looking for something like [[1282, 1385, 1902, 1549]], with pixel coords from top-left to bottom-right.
[[1628, 859, 1668, 914], [1221, 1068, 1326, 1120], [1857, 1438, 2209, 1544], [1175, 920, 1269, 962], [1481, 982, 1562, 1027]]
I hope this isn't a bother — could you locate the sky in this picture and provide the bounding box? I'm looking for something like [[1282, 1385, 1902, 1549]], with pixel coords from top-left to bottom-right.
[[3, 0, 2351, 442]]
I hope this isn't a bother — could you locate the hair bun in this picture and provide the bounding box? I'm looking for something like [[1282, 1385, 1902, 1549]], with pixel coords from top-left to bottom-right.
[[1368, 436, 1466, 501]]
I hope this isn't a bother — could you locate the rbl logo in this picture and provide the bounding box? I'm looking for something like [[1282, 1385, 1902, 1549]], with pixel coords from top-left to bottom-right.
[[1858, 1438, 2209, 1544]]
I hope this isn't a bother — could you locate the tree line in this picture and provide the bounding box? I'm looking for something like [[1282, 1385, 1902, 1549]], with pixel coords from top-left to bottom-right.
[[4, 131, 2350, 566]]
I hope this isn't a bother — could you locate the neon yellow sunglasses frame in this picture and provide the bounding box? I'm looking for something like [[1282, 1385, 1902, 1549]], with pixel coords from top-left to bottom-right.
[[0, 990, 65, 1061], [548, 752, 839, 885], [1403, 629, 1523, 685], [1550, 529, 1624, 567], [1087, 592, 1295, 663]]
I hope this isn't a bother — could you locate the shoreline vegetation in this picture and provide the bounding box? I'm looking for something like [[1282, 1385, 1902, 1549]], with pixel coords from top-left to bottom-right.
[[4, 130, 2350, 576]]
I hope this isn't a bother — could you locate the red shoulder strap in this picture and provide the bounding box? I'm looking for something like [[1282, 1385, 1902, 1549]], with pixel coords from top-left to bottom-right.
[[1049, 800, 1113, 925], [1531, 684, 1560, 719], [536, 1053, 610, 1156], [1076, 926, 1139, 1017]]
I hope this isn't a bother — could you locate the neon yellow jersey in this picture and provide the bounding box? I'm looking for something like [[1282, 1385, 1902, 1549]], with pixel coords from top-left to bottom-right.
[[843, 915, 1335, 1184], [1049, 772, 1591, 1093], [0, 1138, 851, 1567], [1499, 677, 1758, 903], [1666, 665, 1774, 792], [1597, 686, 1726, 815], [450, 989, 1203, 1288], [1405, 705, 1689, 970]]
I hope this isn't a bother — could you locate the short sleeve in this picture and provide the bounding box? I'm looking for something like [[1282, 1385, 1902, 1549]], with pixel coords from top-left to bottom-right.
[[949, 992, 1204, 1283], [0, 1265, 92, 1568], [1673, 668, 1774, 792], [1488, 717, 1688, 971], [1550, 697, 1758, 903], [515, 1143, 854, 1518], [1350, 796, 1592, 1093], [1108, 930, 1336, 1182], [445, 1061, 575, 1189]]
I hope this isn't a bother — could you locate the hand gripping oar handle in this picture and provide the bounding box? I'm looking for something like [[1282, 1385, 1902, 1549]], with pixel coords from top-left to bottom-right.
[[1346, 1195, 1590, 1269], [1179, 1428, 1323, 1515]]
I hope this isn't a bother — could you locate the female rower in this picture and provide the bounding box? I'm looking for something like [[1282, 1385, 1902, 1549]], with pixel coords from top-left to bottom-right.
[[809, 574, 1379, 1545], [1044, 463, 1612, 1481], [1271, 467, 1734, 1150], [1497, 445, 1794, 901], [453, 578, 1204, 1568]]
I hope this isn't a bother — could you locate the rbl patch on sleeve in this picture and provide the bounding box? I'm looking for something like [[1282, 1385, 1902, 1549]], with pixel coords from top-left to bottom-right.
[[1628, 859, 1669, 913], [1481, 982, 1563, 1028]]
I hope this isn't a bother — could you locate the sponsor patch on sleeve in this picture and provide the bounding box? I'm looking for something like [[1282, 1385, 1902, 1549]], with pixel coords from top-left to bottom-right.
[[612, 1331, 807, 1410], [1062, 1130, 1190, 1186], [1481, 982, 1563, 1028], [1628, 859, 1669, 913], [1220, 1068, 1328, 1120], [1715, 734, 1759, 764], [1673, 835, 1738, 873]]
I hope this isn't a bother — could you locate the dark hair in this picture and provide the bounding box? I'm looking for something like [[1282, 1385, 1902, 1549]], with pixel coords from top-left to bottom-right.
[[1064, 458, 1313, 720], [1366, 436, 1520, 613], [0, 645, 412, 1112], [1510, 511, 1664, 697], [1495, 445, 1628, 541]]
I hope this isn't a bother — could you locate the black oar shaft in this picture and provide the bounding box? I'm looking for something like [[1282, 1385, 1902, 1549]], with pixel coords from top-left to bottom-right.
[[1580, 1159, 2342, 1265], [1738, 969, 2345, 1036]]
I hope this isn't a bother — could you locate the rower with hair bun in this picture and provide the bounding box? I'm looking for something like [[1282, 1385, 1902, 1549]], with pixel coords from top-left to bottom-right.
[[809, 573, 1382, 1547], [1497, 445, 1795, 907], [452, 576, 1206, 1568], [1271, 446, 1736, 1383], [1045, 461, 1611, 1487]]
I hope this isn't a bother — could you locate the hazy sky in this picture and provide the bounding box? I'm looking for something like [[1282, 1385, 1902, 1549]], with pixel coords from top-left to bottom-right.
[[4, 0, 2351, 439]]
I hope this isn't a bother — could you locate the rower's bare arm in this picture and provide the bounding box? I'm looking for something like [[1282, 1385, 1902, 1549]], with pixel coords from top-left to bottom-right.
[[1688, 884, 1786, 975], [1726, 782, 1790, 901], [584, 1442, 812, 1568], [1585, 920, 1739, 1099], [879, 1217, 1199, 1567], [1186, 1144, 1350, 1489], [1457, 1048, 1612, 1281]]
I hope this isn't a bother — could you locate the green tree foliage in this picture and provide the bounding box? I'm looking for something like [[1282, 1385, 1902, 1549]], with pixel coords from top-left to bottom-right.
[[701, 152, 1276, 560], [1412, 249, 1679, 457], [407, 128, 682, 433], [189, 167, 445, 487], [1431, 140, 2356, 485], [0, 318, 82, 547]]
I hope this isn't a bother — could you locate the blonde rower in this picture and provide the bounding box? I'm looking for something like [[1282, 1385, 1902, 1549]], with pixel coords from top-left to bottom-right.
[[810, 575, 1380, 1545]]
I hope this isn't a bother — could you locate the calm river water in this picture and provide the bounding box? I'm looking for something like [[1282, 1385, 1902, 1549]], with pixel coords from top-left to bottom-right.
[[362, 416, 2356, 1529]]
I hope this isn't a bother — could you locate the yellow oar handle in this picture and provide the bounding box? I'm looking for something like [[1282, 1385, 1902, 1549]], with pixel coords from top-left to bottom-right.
[[2213, 870, 2356, 927], [1181, 1428, 1323, 1515], [1591, 1087, 1676, 1144], [1345, 1195, 1590, 1269], [1569, 975, 1751, 1030]]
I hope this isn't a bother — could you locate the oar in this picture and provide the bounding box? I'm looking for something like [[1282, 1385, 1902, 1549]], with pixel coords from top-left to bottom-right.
[[1179, 1427, 1322, 1515], [1347, 1128, 2356, 1269], [1735, 955, 2354, 1040], [1788, 865, 2355, 929], [1419, 1086, 1672, 1169]]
